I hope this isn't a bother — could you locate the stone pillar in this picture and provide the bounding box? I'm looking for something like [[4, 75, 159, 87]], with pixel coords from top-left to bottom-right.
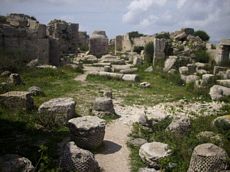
[[188, 143, 229, 172], [89, 31, 108, 57], [115, 35, 123, 53], [153, 38, 166, 65]]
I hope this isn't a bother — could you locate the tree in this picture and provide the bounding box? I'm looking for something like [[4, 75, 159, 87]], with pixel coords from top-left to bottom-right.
[[194, 30, 210, 42], [144, 42, 154, 64]]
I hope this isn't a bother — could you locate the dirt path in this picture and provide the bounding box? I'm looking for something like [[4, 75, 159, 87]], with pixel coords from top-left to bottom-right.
[[95, 120, 131, 172]]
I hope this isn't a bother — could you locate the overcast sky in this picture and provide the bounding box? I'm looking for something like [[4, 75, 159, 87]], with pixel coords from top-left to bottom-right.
[[1, 0, 230, 41]]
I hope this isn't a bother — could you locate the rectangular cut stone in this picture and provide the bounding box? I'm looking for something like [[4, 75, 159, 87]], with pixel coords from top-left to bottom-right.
[[0, 91, 34, 110]]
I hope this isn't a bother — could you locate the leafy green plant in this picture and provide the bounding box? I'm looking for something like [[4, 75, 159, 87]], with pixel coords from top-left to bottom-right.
[[194, 30, 210, 42], [194, 50, 210, 63], [144, 42, 154, 64], [155, 32, 170, 39]]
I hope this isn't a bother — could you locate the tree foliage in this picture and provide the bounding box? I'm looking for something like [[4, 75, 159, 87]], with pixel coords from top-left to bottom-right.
[[194, 30, 210, 42]]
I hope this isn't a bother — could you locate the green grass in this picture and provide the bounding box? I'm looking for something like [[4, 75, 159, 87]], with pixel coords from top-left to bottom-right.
[[87, 64, 210, 106], [129, 114, 230, 172], [0, 64, 226, 171]]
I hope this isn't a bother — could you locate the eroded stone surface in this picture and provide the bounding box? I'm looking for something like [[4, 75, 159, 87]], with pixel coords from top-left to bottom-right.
[[68, 116, 105, 149]]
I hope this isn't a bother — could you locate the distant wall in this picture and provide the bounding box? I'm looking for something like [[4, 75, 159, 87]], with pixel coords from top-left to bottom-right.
[[115, 33, 155, 52], [0, 14, 80, 66]]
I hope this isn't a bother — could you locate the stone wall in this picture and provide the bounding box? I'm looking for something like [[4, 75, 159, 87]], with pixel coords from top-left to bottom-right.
[[153, 38, 166, 60], [0, 14, 49, 64], [89, 31, 108, 57], [78, 31, 89, 50], [215, 39, 230, 66], [132, 36, 155, 48], [115, 35, 123, 52], [115, 34, 154, 52], [0, 14, 80, 67], [47, 19, 79, 65]]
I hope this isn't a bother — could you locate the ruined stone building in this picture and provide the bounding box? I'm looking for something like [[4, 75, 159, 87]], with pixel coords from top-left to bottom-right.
[[0, 14, 49, 64], [215, 39, 230, 66], [47, 20, 79, 65], [89, 31, 108, 57], [78, 31, 89, 51], [0, 13, 81, 66], [115, 34, 154, 53]]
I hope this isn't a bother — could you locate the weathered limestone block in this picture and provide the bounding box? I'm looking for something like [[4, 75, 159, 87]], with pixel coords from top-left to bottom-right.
[[181, 74, 199, 84], [8, 73, 23, 85], [0, 154, 34, 172], [153, 38, 166, 61], [140, 82, 151, 88], [100, 54, 125, 65], [28, 86, 43, 96], [202, 74, 215, 86], [127, 138, 147, 147], [213, 115, 230, 131], [213, 66, 228, 75], [179, 66, 189, 75], [163, 56, 178, 72], [120, 68, 138, 74], [104, 65, 112, 72], [60, 142, 100, 172], [188, 143, 229, 172], [214, 39, 230, 66], [68, 116, 105, 149], [115, 35, 123, 52], [92, 97, 115, 116], [195, 62, 209, 71], [166, 116, 191, 136], [139, 168, 159, 172], [38, 97, 76, 125], [89, 31, 108, 57], [196, 131, 224, 146], [6, 13, 29, 27], [89, 71, 123, 80], [122, 74, 139, 82], [112, 65, 132, 72], [216, 80, 230, 88], [1, 71, 11, 77], [0, 91, 34, 110], [139, 142, 172, 168], [81, 55, 98, 63], [187, 64, 196, 74], [209, 85, 230, 100]]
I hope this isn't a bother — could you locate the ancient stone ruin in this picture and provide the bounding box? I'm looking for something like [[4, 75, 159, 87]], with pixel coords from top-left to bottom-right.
[[89, 31, 108, 57], [215, 39, 230, 66]]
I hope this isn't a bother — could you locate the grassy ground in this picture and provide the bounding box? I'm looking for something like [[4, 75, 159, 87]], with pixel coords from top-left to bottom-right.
[[0, 64, 225, 171], [129, 113, 230, 172]]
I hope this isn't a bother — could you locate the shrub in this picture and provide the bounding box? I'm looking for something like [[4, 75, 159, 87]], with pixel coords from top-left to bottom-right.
[[194, 50, 210, 63], [128, 31, 144, 44], [194, 30, 210, 42], [133, 46, 144, 54], [128, 31, 144, 39], [144, 42, 154, 64], [155, 32, 170, 39]]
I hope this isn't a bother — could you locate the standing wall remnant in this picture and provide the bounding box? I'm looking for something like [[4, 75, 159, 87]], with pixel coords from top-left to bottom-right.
[[78, 31, 89, 51], [0, 13, 50, 64], [0, 13, 80, 67], [153, 38, 166, 65], [47, 20, 79, 66], [115, 35, 123, 53], [215, 39, 230, 66], [89, 31, 108, 57]]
